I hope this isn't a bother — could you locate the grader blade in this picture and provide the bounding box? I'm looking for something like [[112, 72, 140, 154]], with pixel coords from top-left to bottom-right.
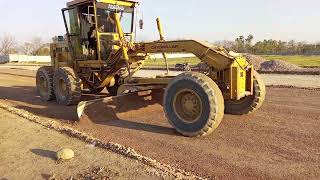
[[77, 89, 164, 122]]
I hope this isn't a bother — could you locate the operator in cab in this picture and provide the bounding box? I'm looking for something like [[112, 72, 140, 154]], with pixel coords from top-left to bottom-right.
[[90, 10, 117, 61]]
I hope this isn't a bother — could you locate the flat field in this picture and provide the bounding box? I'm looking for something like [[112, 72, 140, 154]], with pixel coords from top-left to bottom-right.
[[262, 55, 320, 67], [144, 55, 320, 67]]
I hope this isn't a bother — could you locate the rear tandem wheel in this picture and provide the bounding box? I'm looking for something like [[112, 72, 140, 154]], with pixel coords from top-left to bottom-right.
[[53, 67, 82, 105], [36, 66, 55, 101], [163, 72, 225, 137]]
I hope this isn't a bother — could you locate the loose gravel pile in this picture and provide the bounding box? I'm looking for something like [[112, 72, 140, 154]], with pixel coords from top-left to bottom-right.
[[244, 54, 267, 70], [244, 54, 301, 71], [243, 54, 320, 74], [260, 60, 301, 71]]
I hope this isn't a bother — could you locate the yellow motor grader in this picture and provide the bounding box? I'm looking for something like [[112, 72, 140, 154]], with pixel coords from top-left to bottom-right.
[[36, 0, 265, 137]]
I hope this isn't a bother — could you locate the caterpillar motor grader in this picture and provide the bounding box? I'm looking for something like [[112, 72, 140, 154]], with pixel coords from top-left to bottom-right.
[[36, 0, 266, 137]]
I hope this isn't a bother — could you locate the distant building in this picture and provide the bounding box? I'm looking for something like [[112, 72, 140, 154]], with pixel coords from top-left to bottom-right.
[[0, 54, 51, 63]]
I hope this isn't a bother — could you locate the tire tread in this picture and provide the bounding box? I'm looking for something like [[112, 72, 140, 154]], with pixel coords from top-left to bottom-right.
[[36, 66, 55, 101], [164, 72, 225, 137], [53, 67, 82, 105]]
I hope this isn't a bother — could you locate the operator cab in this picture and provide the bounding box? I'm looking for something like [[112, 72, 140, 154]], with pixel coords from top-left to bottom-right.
[[62, 0, 138, 62]]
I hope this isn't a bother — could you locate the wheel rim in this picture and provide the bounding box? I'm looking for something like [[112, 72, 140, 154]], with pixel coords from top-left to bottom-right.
[[57, 78, 68, 98], [38, 75, 48, 95], [173, 89, 203, 123]]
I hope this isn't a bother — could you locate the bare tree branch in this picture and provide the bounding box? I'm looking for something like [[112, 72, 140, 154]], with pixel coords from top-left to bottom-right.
[[20, 37, 45, 55], [0, 34, 17, 55], [20, 43, 34, 55], [31, 37, 44, 55]]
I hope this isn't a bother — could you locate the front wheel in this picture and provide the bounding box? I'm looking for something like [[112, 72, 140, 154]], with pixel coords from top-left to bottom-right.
[[225, 71, 266, 115], [164, 72, 225, 137]]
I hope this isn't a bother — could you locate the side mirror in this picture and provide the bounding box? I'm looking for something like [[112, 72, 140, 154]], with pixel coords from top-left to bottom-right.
[[139, 19, 144, 30]]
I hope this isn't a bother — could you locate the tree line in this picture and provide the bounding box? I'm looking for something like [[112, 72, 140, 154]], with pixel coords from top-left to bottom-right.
[[2, 33, 320, 56], [0, 33, 50, 56], [215, 35, 320, 55]]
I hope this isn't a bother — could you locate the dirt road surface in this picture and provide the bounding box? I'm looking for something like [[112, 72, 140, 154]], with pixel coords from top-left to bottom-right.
[[0, 67, 320, 179], [0, 108, 163, 180]]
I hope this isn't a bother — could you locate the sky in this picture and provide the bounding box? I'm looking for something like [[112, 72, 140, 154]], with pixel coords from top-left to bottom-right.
[[0, 0, 319, 43]]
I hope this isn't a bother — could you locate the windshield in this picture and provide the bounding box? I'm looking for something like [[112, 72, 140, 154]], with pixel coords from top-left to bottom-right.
[[96, 3, 134, 34]]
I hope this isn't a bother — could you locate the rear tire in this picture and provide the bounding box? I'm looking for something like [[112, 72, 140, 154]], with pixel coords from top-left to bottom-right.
[[164, 72, 225, 137], [53, 67, 82, 105], [36, 66, 55, 101], [225, 71, 266, 115]]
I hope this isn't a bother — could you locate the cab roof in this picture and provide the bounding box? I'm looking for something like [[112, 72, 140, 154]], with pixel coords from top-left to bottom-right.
[[67, 0, 139, 8]]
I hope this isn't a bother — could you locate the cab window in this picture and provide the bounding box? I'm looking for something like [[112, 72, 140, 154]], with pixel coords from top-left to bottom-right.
[[96, 3, 134, 33]]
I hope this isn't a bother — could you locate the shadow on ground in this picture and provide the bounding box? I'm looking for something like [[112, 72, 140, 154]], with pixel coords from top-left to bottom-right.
[[0, 86, 176, 136], [30, 149, 56, 160], [0, 85, 106, 121], [80, 89, 177, 136]]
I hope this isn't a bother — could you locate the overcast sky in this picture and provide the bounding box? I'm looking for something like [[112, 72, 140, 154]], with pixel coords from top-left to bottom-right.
[[0, 0, 319, 43]]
